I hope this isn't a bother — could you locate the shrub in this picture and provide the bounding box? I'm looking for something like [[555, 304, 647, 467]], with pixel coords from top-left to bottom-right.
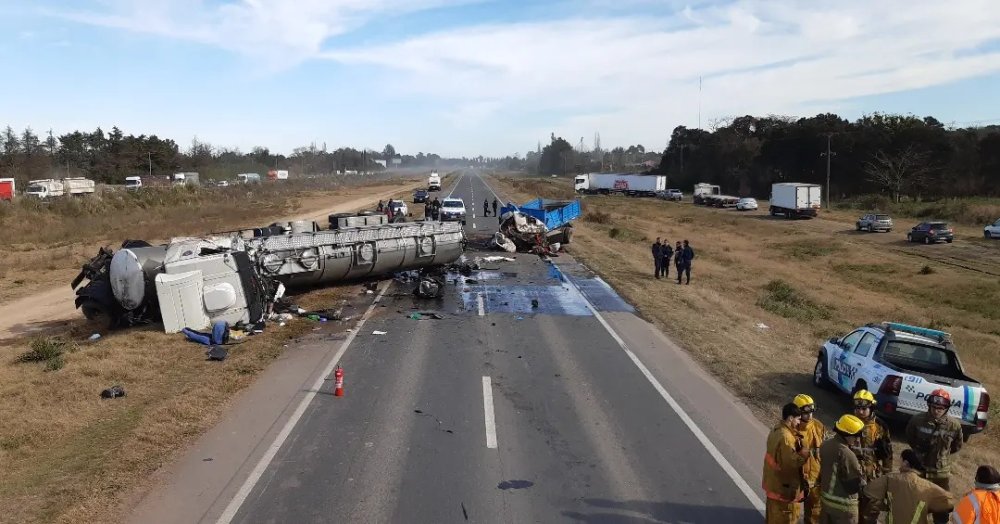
[[584, 210, 611, 224], [757, 279, 830, 321], [17, 338, 69, 364], [919, 265, 935, 275]]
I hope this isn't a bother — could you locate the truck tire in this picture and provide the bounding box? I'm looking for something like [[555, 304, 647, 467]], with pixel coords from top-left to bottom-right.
[[813, 357, 832, 390], [563, 226, 573, 245], [81, 300, 117, 330], [851, 380, 869, 396]]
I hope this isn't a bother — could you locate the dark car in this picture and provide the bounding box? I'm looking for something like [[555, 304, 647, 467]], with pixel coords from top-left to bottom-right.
[[413, 189, 428, 203], [906, 221, 954, 244]]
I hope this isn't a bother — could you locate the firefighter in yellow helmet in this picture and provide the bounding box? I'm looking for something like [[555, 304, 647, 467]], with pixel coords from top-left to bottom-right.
[[851, 389, 893, 519], [763, 403, 810, 524], [819, 414, 865, 524], [794, 394, 827, 524]]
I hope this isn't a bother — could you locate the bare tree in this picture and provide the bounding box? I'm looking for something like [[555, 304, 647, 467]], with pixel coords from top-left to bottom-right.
[[864, 146, 931, 202]]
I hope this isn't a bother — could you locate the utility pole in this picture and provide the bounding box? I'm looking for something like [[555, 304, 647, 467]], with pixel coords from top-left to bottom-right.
[[820, 133, 837, 210], [148, 151, 152, 177], [679, 145, 684, 174]]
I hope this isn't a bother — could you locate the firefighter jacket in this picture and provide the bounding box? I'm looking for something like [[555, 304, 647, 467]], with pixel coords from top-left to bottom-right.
[[854, 416, 893, 482], [819, 437, 863, 514], [952, 486, 1000, 524], [798, 418, 827, 487], [862, 470, 953, 524], [905, 412, 962, 480], [763, 423, 807, 503]]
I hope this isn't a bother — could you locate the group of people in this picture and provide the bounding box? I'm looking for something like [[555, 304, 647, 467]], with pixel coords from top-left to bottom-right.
[[423, 197, 442, 221], [764, 389, 998, 523], [482, 198, 499, 217], [650, 238, 695, 284], [376, 198, 402, 221]]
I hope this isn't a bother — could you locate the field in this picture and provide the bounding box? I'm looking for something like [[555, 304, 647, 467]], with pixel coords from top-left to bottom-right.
[[491, 173, 1000, 494], [0, 174, 446, 523]]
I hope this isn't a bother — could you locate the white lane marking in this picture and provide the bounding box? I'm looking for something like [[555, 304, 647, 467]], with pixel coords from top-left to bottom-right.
[[472, 213, 476, 219], [472, 223, 477, 229], [215, 284, 391, 524], [553, 262, 767, 515], [477, 172, 504, 203], [476, 292, 485, 316], [482, 376, 498, 449], [446, 171, 466, 198]]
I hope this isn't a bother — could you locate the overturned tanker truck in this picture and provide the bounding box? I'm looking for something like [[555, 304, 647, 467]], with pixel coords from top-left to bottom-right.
[[71, 213, 466, 333]]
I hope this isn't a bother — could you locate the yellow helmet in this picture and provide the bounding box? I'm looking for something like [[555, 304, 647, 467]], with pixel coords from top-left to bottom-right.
[[853, 390, 876, 407], [793, 394, 816, 413], [835, 414, 865, 436]]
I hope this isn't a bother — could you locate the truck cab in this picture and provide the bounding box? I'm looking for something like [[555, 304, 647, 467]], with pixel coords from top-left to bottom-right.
[[25, 179, 64, 199], [815, 322, 989, 439], [428, 172, 442, 192], [237, 173, 261, 184], [125, 176, 143, 190], [692, 183, 721, 205]]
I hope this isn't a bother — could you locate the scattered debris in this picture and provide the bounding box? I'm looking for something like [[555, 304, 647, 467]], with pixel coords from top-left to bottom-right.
[[480, 256, 516, 263], [88, 333, 102, 341], [100, 385, 126, 399], [372, 330, 387, 335], [408, 312, 445, 320], [531, 299, 539, 309], [206, 346, 229, 361], [497, 480, 534, 490], [755, 322, 770, 330]]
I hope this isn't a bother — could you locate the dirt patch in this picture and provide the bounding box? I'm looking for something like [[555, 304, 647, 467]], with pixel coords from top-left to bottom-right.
[[489, 173, 1000, 496]]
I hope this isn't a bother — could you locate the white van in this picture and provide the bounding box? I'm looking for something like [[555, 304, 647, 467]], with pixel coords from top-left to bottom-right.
[[125, 176, 143, 190]]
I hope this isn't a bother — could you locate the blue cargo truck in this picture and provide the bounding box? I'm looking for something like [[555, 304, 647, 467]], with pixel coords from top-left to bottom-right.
[[499, 198, 581, 245]]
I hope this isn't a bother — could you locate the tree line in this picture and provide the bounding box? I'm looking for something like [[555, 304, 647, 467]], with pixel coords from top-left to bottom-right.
[[0, 126, 474, 186], [652, 113, 1000, 201]]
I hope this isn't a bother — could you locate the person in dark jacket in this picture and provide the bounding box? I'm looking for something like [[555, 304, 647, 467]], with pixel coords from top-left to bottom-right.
[[659, 240, 674, 279], [673, 241, 684, 282], [677, 240, 694, 284], [484, 198, 490, 216], [492, 198, 498, 217], [651, 237, 663, 279], [377, 199, 384, 212]]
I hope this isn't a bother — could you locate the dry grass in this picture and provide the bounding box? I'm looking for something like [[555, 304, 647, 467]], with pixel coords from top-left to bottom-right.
[[490, 174, 1000, 495]]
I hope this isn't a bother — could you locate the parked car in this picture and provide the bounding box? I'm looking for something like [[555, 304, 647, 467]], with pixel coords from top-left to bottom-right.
[[857, 213, 893, 232], [413, 189, 428, 204], [736, 197, 758, 211], [440, 197, 467, 225], [814, 322, 989, 440], [663, 189, 683, 201], [906, 221, 953, 244], [388, 200, 409, 217], [984, 218, 1000, 239]]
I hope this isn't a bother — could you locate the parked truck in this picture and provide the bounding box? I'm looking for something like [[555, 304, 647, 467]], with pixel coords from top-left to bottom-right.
[[428, 171, 442, 191], [691, 183, 739, 207], [770, 182, 821, 218], [498, 197, 580, 247], [172, 172, 200, 186], [0, 178, 14, 201], [25, 177, 95, 199], [573, 173, 666, 197], [125, 176, 143, 190], [266, 170, 288, 181]]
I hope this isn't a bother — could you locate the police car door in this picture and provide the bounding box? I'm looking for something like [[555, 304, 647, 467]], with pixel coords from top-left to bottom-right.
[[831, 330, 866, 392], [845, 332, 879, 391]]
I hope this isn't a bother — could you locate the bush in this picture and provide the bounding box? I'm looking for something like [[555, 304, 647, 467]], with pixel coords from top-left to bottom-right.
[[757, 279, 830, 321], [919, 265, 935, 275], [584, 210, 611, 224], [17, 338, 69, 364]]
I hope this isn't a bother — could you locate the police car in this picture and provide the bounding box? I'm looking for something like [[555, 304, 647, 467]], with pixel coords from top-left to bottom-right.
[[813, 322, 989, 440]]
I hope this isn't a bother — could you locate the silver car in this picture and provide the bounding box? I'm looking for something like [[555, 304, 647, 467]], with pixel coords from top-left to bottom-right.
[[857, 213, 893, 232]]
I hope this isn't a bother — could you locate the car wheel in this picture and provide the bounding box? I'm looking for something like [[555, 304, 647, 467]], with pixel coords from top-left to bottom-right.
[[813, 358, 832, 390], [867, 225, 874, 232], [856, 223, 862, 231], [924, 236, 931, 244], [946, 238, 953, 243], [986, 231, 992, 239]]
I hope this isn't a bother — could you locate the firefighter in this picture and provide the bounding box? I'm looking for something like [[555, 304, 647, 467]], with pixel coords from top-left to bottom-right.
[[952, 465, 1000, 524], [763, 403, 809, 524], [905, 389, 963, 492], [852, 389, 893, 518], [861, 449, 953, 524], [794, 394, 827, 524], [819, 414, 866, 524]]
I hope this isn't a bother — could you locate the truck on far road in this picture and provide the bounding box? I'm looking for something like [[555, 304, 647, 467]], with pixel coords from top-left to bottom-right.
[[0, 178, 14, 201], [125, 176, 143, 190], [770, 182, 821, 218], [428, 172, 442, 191], [573, 173, 666, 197], [692, 183, 721, 205], [25, 177, 96, 199], [237, 173, 262, 184], [267, 170, 289, 181], [172, 172, 200, 186]]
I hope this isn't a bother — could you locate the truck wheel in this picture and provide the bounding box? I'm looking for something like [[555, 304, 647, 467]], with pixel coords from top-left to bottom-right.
[[81, 300, 116, 330], [562, 226, 573, 245], [851, 380, 869, 396], [813, 358, 832, 390]]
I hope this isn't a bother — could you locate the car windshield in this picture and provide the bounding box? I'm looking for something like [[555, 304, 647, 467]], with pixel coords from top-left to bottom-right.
[[875, 214, 890, 220], [740, 198, 754, 202], [443, 201, 463, 208], [27, 185, 43, 192], [881, 341, 962, 378], [929, 222, 949, 229]]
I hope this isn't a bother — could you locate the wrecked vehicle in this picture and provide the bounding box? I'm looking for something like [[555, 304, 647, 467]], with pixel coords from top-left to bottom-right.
[[495, 198, 580, 253], [72, 216, 466, 333]]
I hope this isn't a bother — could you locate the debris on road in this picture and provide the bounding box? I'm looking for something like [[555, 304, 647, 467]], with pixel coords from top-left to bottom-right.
[[408, 312, 445, 320], [480, 256, 516, 263], [496, 198, 579, 254], [372, 330, 387, 335]]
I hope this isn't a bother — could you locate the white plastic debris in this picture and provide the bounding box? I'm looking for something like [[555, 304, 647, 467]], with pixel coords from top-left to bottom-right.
[[88, 333, 102, 341], [372, 330, 387, 335], [755, 322, 770, 330], [481, 256, 516, 263]]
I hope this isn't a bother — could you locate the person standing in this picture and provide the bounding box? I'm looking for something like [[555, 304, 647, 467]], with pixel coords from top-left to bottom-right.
[[763, 403, 809, 524], [492, 198, 498, 217], [794, 394, 827, 524], [951, 465, 1000, 524], [861, 449, 953, 524], [906, 389, 963, 492], [651, 238, 663, 279], [819, 414, 866, 524], [659, 240, 674, 279], [377, 199, 384, 212], [484, 198, 490, 216], [677, 240, 694, 284], [424, 201, 432, 221], [851, 390, 893, 519]]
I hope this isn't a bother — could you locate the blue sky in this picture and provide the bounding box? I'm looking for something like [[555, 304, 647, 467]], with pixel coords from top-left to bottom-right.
[[1, 1, 999, 157]]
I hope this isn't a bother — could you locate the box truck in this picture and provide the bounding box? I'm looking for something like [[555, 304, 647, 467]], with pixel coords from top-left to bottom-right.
[[172, 172, 200, 186], [573, 173, 666, 196], [770, 183, 821, 218], [0, 178, 14, 201], [428, 172, 442, 191], [25, 178, 95, 199], [125, 176, 143, 190], [267, 170, 289, 181]]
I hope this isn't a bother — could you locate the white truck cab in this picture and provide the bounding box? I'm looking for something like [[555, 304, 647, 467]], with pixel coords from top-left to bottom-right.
[[125, 176, 143, 190], [428, 172, 441, 191]]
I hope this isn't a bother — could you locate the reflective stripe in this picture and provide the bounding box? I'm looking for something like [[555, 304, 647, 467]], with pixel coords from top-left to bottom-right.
[[887, 492, 894, 524], [764, 452, 780, 471], [822, 467, 858, 512], [910, 501, 926, 524], [764, 489, 798, 503], [951, 493, 982, 524]]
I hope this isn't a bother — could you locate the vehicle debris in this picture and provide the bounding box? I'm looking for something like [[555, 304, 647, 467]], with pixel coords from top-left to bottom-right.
[[100, 385, 127, 399], [480, 256, 516, 263], [206, 346, 229, 361], [496, 198, 578, 254], [71, 217, 466, 333], [372, 330, 387, 335]]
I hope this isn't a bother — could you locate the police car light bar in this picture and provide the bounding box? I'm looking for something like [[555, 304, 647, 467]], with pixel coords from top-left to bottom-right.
[[883, 322, 951, 343]]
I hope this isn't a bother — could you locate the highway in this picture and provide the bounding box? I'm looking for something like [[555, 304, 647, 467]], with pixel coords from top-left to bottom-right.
[[129, 171, 770, 524]]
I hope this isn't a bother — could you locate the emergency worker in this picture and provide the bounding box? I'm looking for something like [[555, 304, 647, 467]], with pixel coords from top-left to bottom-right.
[[952, 465, 1000, 524], [905, 389, 963, 491], [819, 414, 866, 524], [764, 403, 809, 524], [862, 449, 953, 524], [852, 389, 893, 517], [795, 394, 827, 524]]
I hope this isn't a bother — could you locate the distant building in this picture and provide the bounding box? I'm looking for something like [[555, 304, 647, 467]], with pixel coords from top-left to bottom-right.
[[374, 159, 387, 168], [391, 157, 402, 166]]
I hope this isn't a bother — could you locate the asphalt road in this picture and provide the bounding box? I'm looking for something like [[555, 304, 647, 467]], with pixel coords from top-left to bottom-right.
[[213, 172, 766, 523]]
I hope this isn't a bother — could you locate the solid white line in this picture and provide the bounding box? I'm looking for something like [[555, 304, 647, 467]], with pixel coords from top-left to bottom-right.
[[215, 284, 391, 524], [446, 171, 466, 198], [477, 173, 504, 204], [482, 376, 498, 449], [476, 292, 485, 316], [554, 262, 767, 515]]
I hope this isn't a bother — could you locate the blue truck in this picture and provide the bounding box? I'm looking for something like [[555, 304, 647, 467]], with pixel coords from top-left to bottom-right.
[[499, 198, 581, 245]]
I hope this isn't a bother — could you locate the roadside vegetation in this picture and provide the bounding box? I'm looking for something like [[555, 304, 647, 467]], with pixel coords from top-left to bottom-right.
[[491, 173, 1000, 495]]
